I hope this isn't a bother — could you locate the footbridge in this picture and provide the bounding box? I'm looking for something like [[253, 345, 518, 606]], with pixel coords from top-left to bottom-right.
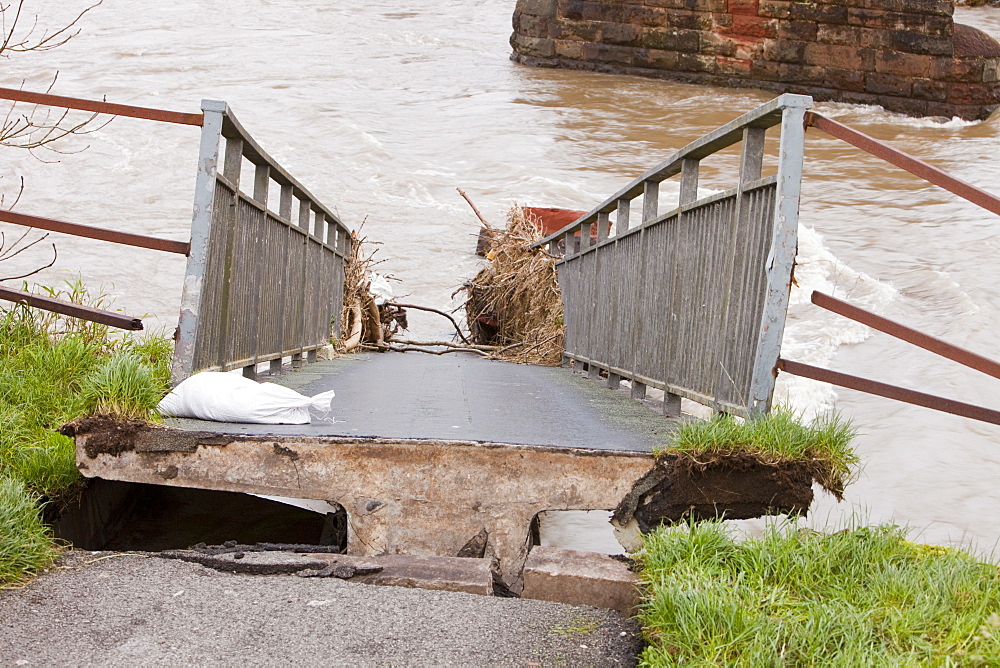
[[7, 87, 997, 591]]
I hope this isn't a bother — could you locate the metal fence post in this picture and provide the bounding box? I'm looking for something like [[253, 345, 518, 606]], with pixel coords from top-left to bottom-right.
[[172, 100, 227, 385], [747, 94, 812, 415]]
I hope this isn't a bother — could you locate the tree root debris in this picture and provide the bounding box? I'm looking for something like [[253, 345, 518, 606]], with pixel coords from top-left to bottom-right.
[[459, 205, 565, 366]]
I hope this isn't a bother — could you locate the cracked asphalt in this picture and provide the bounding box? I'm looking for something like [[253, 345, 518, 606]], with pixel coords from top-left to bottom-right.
[[0, 551, 642, 666]]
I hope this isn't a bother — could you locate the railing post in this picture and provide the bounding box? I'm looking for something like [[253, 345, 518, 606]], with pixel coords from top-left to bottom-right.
[[679, 158, 700, 205], [641, 181, 658, 227], [596, 210, 609, 242], [748, 94, 811, 415], [660, 158, 700, 417], [615, 198, 629, 236], [172, 100, 227, 385], [244, 162, 270, 377], [223, 135, 242, 184], [253, 163, 269, 205]]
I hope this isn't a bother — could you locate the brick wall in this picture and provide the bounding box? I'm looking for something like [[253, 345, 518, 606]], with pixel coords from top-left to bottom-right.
[[511, 0, 1000, 119]]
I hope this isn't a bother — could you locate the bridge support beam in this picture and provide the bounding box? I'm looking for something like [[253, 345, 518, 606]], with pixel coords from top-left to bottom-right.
[[64, 419, 814, 593]]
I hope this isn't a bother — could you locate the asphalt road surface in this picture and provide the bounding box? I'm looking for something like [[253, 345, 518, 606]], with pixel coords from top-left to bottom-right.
[[0, 551, 641, 666]]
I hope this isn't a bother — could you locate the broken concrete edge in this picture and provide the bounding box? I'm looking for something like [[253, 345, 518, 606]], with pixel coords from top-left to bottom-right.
[[611, 453, 815, 552], [67, 418, 816, 595], [66, 418, 815, 538], [522, 547, 642, 616], [60, 415, 658, 461], [159, 546, 647, 615], [157, 550, 496, 597]]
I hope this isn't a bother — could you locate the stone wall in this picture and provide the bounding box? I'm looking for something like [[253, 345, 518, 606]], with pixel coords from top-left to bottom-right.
[[511, 0, 1000, 119]]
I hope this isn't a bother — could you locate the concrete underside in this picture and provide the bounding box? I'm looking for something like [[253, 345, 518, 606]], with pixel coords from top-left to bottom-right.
[[71, 353, 813, 591]]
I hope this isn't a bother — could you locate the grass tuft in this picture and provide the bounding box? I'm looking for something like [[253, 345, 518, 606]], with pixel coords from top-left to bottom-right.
[[0, 285, 172, 583], [637, 521, 1000, 666], [79, 352, 168, 420], [0, 476, 58, 587], [662, 407, 859, 498]]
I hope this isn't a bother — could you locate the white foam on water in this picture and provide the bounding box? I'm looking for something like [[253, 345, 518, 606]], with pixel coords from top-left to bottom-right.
[[774, 225, 897, 419], [812, 101, 983, 128]]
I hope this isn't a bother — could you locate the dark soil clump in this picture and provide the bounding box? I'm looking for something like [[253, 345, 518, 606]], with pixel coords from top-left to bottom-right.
[[59, 414, 150, 458], [615, 454, 814, 533]]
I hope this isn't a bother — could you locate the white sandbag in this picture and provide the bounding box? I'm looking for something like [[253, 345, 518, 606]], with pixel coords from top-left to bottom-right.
[[368, 272, 394, 306], [158, 371, 335, 424]]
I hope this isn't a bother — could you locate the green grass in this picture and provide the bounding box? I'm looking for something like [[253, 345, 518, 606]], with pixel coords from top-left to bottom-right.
[[637, 521, 1000, 666], [662, 407, 859, 498], [0, 477, 58, 586], [0, 284, 172, 585]]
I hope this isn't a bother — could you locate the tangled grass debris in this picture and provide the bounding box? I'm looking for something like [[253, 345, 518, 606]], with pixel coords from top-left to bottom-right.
[[339, 228, 406, 352], [463, 206, 564, 365]]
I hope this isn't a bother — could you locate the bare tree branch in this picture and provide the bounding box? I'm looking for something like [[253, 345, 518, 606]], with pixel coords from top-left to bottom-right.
[[391, 302, 471, 344], [0, 1, 106, 284], [0, 1, 102, 56], [0, 240, 55, 281], [0, 228, 46, 261]]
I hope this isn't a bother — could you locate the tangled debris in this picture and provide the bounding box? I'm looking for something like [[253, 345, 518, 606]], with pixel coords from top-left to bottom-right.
[[461, 206, 565, 366], [339, 203, 566, 365], [340, 228, 407, 352]]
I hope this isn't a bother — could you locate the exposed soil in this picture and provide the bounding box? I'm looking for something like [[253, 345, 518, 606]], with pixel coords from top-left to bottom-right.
[[59, 414, 150, 458], [614, 453, 814, 533]]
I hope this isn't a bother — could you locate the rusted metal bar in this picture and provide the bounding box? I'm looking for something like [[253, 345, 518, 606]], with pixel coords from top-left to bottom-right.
[[0, 286, 143, 330], [0, 87, 204, 127], [777, 358, 1000, 426], [812, 291, 1000, 380], [0, 209, 190, 255], [805, 112, 1000, 217]]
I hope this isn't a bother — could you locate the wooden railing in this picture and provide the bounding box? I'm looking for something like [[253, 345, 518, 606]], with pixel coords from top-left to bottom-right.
[[536, 94, 811, 416], [172, 100, 352, 382]]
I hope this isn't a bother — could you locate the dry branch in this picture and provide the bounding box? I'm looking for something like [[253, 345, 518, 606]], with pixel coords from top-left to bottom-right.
[[392, 339, 499, 352], [338, 226, 408, 353], [456, 187, 490, 228], [392, 302, 469, 344], [389, 345, 489, 357]]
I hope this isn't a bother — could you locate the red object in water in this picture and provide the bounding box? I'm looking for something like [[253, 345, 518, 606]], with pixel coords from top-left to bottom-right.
[[476, 207, 589, 256], [522, 207, 588, 236]]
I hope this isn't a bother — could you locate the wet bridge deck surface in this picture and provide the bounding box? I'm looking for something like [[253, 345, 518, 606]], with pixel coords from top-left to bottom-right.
[[167, 352, 680, 451]]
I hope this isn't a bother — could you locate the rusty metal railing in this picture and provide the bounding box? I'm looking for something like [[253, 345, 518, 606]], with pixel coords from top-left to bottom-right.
[[0, 284, 143, 331], [0, 87, 204, 127], [775, 114, 1000, 425], [536, 94, 812, 417], [779, 292, 1000, 426], [172, 100, 352, 382], [804, 112, 1000, 217], [0, 87, 204, 329]]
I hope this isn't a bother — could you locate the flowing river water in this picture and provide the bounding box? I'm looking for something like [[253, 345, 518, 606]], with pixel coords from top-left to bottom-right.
[[3, 1, 1000, 555]]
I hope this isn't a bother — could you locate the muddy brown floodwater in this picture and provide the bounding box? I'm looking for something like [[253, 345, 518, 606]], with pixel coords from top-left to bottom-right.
[[2, 1, 1000, 555]]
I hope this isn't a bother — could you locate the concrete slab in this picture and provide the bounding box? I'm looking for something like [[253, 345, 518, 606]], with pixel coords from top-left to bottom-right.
[[157, 550, 495, 596], [307, 553, 495, 596], [166, 352, 679, 452], [73, 425, 655, 592], [522, 547, 641, 616]]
